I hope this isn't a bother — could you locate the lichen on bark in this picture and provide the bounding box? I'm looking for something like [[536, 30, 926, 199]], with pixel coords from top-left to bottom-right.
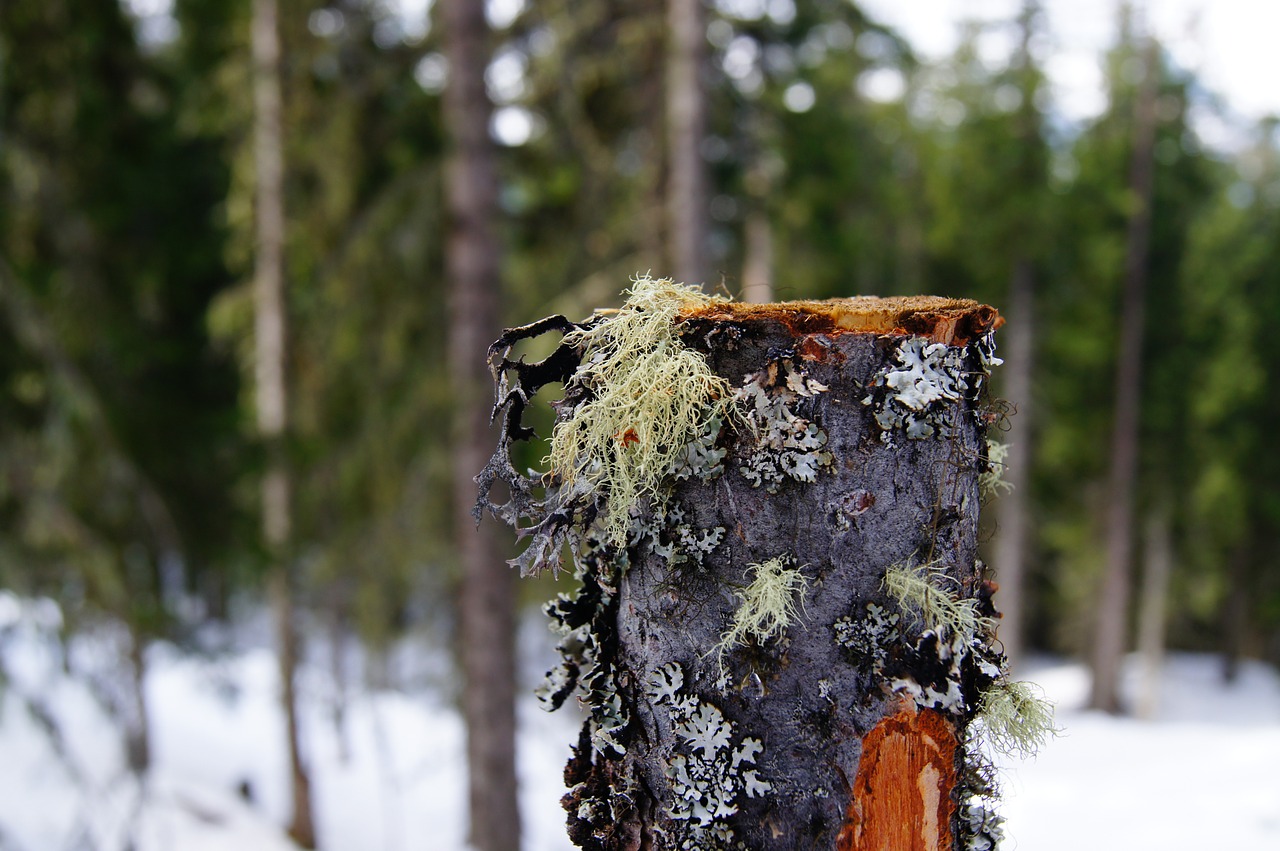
[[477, 285, 1040, 850]]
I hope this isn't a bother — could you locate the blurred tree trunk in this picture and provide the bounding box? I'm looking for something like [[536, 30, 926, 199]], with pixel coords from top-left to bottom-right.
[[741, 210, 773, 303], [1137, 503, 1172, 718], [1089, 35, 1159, 714], [992, 257, 1034, 669], [991, 5, 1044, 672], [1221, 543, 1251, 683], [252, 0, 316, 845], [667, 0, 709, 284], [441, 0, 521, 849], [124, 623, 152, 774]]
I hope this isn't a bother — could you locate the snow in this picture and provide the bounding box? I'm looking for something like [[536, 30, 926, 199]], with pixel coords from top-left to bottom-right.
[[1, 591, 1278, 851], [994, 655, 1280, 849]]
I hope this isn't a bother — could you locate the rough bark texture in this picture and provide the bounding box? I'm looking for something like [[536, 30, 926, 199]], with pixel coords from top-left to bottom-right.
[[482, 294, 1009, 850], [252, 0, 315, 845], [602, 305, 991, 848], [441, 0, 521, 848]]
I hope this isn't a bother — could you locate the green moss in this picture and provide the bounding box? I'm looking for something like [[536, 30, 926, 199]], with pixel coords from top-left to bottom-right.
[[546, 275, 737, 549]]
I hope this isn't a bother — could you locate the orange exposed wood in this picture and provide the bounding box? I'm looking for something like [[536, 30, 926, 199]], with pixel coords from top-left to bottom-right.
[[835, 707, 958, 851], [680, 295, 1002, 346]]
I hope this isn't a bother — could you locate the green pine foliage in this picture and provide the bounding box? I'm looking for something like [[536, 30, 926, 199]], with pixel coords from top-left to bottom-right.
[[0, 0, 1276, 677]]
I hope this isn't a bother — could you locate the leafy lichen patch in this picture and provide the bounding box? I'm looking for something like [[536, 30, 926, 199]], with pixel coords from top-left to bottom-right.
[[630, 502, 726, 570], [735, 358, 834, 492], [645, 661, 771, 846], [864, 337, 970, 440], [833, 602, 900, 670]]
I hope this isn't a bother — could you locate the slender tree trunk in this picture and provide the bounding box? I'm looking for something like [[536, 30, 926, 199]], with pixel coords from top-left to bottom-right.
[[441, 0, 521, 848], [740, 210, 773, 303], [1221, 543, 1250, 683], [124, 623, 151, 775], [1136, 503, 1172, 719], [1089, 36, 1159, 714], [666, 0, 709, 285], [992, 258, 1034, 669], [252, 0, 316, 845]]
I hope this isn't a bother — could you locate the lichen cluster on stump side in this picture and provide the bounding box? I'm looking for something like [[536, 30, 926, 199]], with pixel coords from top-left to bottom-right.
[[478, 280, 1041, 851]]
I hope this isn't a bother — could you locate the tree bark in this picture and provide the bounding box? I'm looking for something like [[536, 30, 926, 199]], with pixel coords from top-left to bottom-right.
[[440, 0, 521, 848], [485, 296, 1009, 850], [252, 0, 316, 845], [1089, 35, 1159, 714], [666, 0, 710, 285]]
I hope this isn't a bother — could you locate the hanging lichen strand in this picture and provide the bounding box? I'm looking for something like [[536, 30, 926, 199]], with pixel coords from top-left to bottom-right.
[[477, 283, 1047, 851]]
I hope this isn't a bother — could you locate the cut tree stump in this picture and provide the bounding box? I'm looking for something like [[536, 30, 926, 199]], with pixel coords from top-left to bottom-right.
[[480, 286, 1020, 851]]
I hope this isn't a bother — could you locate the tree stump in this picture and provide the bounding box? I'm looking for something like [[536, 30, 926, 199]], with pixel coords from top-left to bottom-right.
[[479, 281, 1040, 851]]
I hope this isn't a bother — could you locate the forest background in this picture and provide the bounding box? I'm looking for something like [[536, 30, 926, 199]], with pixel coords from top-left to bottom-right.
[[1, 0, 1278, 849]]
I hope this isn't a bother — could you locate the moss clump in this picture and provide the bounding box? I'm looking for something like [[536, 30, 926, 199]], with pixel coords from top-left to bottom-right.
[[884, 561, 994, 641], [975, 678, 1058, 757], [718, 556, 808, 657], [547, 275, 737, 549]]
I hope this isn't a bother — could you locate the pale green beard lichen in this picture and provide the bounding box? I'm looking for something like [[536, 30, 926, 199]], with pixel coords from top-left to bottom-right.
[[717, 556, 808, 659], [884, 561, 993, 641], [885, 561, 1058, 760], [980, 439, 1012, 498], [974, 678, 1058, 758], [546, 275, 737, 549]]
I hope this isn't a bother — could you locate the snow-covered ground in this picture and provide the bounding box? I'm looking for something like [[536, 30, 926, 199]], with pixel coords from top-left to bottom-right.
[[1, 591, 1277, 851]]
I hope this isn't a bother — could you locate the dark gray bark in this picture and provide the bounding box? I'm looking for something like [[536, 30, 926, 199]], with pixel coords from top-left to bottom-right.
[[441, 0, 521, 848], [482, 296, 1011, 850]]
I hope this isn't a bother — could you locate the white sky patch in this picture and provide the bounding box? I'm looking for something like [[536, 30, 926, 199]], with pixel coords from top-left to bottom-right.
[[414, 53, 449, 93], [491, 106, 538, 146], [123, 0, 179, 47], [486, 0, 527, 30], [783, 81, 816, 112], [486, 47, 528, 104], [858, 67, 906, 103], [858, 0, 1280, 149], [391, 0, 432, 40]]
